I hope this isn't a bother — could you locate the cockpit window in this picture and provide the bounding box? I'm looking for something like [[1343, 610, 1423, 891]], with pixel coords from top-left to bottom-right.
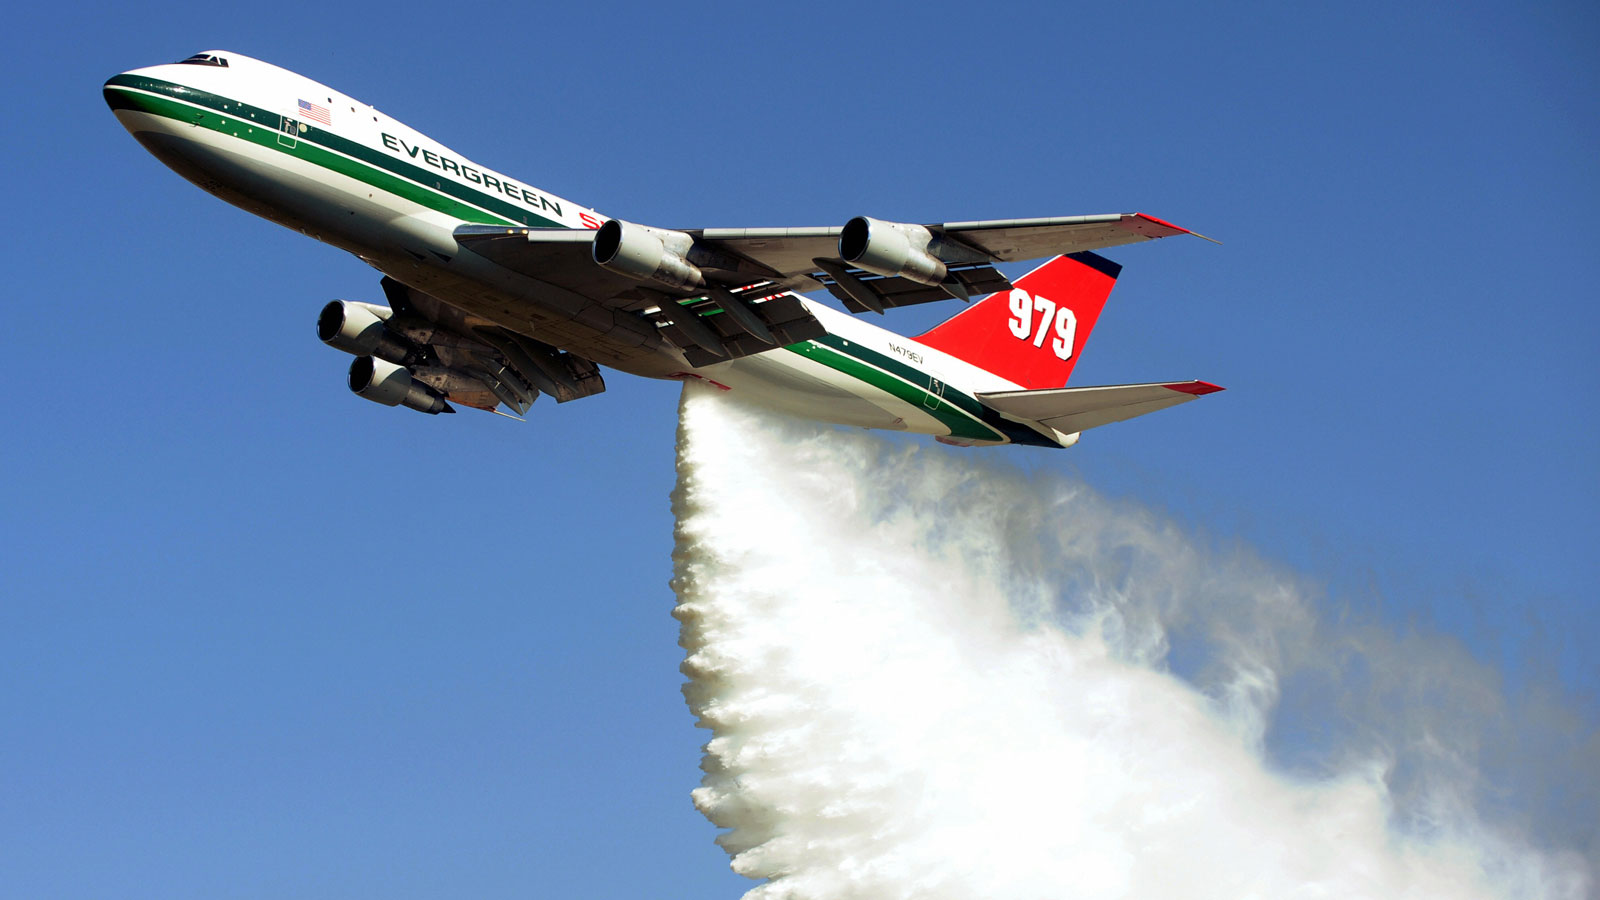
[[177, 53, 229, 67]]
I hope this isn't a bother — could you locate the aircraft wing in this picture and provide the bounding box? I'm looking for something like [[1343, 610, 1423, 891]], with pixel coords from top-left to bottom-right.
[[452, 212, 1202, 362], [977, 380, 1224, 436], [691, 213, 1201, 272], [693, 214, 1204, 314]]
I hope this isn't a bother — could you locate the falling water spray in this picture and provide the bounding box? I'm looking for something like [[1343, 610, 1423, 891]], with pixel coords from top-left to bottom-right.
[[670, 385, 1591, 900]]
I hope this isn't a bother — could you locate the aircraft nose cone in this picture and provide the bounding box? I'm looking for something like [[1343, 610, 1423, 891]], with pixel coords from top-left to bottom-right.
[[104, 69, 169, 123], [102, 75, 124, 112], [104, 72, 141, 115]]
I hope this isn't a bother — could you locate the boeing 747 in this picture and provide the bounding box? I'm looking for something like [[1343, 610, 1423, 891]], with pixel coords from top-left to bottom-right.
[[105, 50, 1220, 448]]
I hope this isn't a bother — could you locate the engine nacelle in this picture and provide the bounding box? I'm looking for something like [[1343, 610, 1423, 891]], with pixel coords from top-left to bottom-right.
[[347, 356, 452, 414], [592, 219, 705, 290], [838, 216, 949, 286], [318, 301, 413, 363]]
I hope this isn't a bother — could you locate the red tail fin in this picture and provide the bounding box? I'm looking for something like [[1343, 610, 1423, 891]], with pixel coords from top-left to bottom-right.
[[916, 252, 1120, 390]]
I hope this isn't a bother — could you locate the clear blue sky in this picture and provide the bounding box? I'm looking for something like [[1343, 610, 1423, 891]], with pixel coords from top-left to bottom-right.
[[3, 2, 1595, 896]]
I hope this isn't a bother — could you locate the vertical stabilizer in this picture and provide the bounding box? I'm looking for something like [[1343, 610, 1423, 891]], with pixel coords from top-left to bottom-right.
[[915, 252, 1121, 390]]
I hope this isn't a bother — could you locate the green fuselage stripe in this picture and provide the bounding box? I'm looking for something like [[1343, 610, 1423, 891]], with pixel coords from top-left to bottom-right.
[[791, 335, 1058, 446], [104, 74, 561, 228], [785, 338, 1005, 442]]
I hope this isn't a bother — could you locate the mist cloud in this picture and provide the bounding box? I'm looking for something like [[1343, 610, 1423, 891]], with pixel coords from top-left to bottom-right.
[[671, 386, 1593, 899]]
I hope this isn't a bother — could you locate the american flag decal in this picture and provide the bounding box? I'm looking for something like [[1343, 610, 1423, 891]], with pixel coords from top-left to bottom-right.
[[297, 99, 331, 125]]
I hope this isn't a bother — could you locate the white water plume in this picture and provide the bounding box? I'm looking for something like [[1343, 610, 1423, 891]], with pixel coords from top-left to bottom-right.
[[670, 385, 1593, 900]]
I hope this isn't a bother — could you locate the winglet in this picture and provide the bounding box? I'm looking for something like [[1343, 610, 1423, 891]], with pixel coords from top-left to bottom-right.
[[1163, 381, 1225, 395], [1124, 214, 1222, 245]]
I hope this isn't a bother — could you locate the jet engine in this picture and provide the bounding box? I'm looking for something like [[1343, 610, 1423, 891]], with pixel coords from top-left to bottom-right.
[[838, 216, 948, 286], [592, 219, 705, 290], [318, 300, 414, 363], [347, 356, 453, 414]]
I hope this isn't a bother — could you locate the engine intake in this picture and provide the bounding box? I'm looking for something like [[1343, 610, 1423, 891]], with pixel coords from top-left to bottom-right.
[[347, 356, 452, 414], [592, 219, 705, 290], [838, 216, 948, 286], [318, 301, 413, 363]]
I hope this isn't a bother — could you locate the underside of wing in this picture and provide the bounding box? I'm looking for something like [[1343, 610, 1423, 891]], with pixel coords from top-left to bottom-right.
[[934, 213, 1206, 261], [695, 213, 1206, 314], [452, 226, 651, 301], [364, 275, 607, 414], [808, 259, 1012, 313], [448, 209, 1205, 365], [654, 289, 828, 367], [452, 225, 826, 365]]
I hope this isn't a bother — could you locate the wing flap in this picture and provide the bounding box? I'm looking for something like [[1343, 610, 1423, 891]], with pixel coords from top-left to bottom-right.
[[453, 225, 823, 365], [656, 290, 828, 367], [978, 380, 1223, 435], [472, 326, 606, 404], [814, 261, 1013, 313]]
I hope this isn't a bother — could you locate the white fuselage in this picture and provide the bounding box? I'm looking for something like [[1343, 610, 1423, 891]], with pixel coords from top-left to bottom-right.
[[106, 52, 1049, 446]]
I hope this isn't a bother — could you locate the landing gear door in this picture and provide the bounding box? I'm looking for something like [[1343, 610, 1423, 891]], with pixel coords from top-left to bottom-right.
[[278, 112, 300, 148], [923, 369, 946, 411]]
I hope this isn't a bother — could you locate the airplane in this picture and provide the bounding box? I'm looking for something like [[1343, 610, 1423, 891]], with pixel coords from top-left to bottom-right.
[[104, 50, 1221, 449]]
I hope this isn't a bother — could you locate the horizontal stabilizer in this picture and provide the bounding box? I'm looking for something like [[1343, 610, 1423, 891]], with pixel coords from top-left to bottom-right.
[[977, 380, 1223, 435]]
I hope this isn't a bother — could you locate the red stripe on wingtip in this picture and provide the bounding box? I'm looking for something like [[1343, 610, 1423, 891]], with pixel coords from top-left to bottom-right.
[[1164, 381, 1224, 395], [1111, 213, 1191, 238], [1134, 213, 1190, 233]]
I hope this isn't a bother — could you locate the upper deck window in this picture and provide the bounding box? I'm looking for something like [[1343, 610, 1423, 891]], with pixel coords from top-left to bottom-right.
[[177, 53, 229, 67]]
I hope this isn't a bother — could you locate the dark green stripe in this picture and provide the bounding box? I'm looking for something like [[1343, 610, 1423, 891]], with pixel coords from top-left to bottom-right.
[[787, 335, 1060, 446], [105, 74, 561, 229], [813, 333, 990, 419], [783, 341, 1004, 441], [108, 85, 512, 224]]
